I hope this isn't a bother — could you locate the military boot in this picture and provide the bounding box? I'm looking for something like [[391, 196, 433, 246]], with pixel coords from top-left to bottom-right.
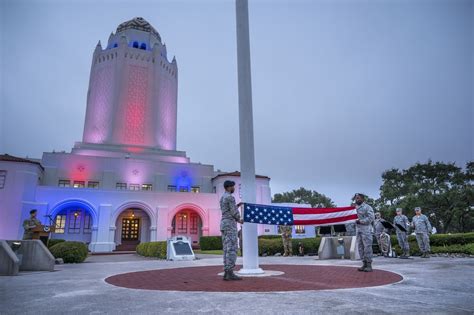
[[364, 262, 373, 272], [223, 270, 231, 281], [358, 261, 367, 272], [229, 271, 243, 280], [421, 252, 427, 258]]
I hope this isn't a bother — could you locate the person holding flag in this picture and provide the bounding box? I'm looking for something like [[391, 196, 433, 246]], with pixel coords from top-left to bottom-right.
[[220, 180, 244, 281]]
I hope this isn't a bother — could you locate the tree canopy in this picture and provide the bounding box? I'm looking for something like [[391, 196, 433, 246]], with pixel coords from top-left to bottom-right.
[[272, 187, 336, 208]]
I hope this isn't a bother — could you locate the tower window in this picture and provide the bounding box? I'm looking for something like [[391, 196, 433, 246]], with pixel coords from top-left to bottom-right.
[[116, 182, 127, 190], [0, 170, 6, 189], [113, 43, 118, 48], [140, 43, 147, 50], [142, 184, 153, 191], [129, 184, 140, 191], [58, 180, 70, 188], [132, 41, 139, 48]]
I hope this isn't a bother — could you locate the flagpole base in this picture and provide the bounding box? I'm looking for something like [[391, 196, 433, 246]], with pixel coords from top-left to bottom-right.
[[236, 268, 265, 275]]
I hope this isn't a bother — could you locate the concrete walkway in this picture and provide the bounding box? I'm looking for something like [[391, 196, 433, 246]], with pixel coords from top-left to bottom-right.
[[0, 254, 473, 314]]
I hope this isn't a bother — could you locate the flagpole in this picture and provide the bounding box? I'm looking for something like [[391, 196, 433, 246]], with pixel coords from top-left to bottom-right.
[[236, 0, 263, 275]]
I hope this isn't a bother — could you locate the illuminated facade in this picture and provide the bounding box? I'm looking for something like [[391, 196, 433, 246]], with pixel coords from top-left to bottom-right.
[[0, 18, 273, 252]]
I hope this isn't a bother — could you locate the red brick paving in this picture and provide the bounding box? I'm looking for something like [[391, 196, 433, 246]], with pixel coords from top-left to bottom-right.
[[105, 265, 403, 292]]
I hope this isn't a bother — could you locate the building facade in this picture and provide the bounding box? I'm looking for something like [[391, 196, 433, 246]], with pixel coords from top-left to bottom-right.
[[0, 17, 277, 252]]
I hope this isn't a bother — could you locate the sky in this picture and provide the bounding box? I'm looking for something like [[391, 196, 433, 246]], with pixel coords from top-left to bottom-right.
[[0, 0, 472, 205]]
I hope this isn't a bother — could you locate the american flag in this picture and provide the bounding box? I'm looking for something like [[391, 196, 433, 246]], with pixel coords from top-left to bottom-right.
[[243, 203, 357, 226]]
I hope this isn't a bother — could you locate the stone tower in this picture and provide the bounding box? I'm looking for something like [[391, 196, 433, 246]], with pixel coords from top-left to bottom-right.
[[82, 17, 178, 151]]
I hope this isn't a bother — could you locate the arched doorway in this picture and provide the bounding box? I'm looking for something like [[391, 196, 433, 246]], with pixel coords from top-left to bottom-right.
[[114, 208, 151, 251], [171, 210, 203, 247], [49, 200, 97, 245]]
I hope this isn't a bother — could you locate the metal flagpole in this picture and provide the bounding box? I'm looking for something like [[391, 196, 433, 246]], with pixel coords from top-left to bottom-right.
[[235, 0, 263, 275]]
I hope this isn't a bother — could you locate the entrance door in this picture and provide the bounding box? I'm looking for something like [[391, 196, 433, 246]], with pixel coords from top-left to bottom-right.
[[172, 211, 201, 247], [119, 218, 140, 250]]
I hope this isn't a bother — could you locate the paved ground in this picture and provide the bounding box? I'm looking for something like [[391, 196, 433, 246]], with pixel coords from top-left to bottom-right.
[[1, 254, 473, 314]]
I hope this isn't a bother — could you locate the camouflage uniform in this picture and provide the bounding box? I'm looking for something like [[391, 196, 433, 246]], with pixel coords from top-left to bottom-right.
[[220, 191, 241, 272], [345, 223, 356, 236], [393, 214, 410, 255], [280, 225, 293, 256], [356, 203, 375, 264], [22, 217, 42, 240], [412, 214, 432, 254], [373, 218, 386, 251]]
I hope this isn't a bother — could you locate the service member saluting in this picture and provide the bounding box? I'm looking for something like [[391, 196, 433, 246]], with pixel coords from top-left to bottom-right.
[[354, 193, 375, 272], [412, 207, 432, 258], [220, 180, 244, 281]]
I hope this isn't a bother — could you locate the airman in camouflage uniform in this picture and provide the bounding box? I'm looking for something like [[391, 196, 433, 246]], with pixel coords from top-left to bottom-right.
[[373, 212, 386, 255], [411, 207, 432, 258], [393, 208, 410, 258], [23, 209, 42, 240], [354, 194, 375, 272], [220, 180, 243, 280], [280, 225, 293, 256]]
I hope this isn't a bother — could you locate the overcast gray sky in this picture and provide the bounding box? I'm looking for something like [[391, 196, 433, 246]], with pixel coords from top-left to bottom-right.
[[1, 0, 472, 205]]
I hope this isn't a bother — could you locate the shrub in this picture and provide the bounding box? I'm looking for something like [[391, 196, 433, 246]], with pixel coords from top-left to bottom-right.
[[136, 241, 167, 259], [258, 235, 282, 240], [47, 239, 65, 248], [257, 237, 322, 256], [49, 241, 88, 263], [200, 236, 223, 250], [391, 233, 474, 255]]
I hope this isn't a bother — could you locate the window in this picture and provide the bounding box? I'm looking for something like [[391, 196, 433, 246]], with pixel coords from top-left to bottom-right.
[[213, 186, 217, 193], [68, 211, 81, 234], [83, 213, 92, 234], [73, 181, 85, 188], [140, 43, 147, 50], [176, 213, 187, 234], [132, 41, 139, 48], [129, 184, 140, 191], [116, 182, 127, 190], [295, 225, 305, 234], [167, 185, 177, 192], [190, 214, 199, 234], [0, 170, 6, 189], [88, 181, 99, 189], [191, 186, 200, 193], [58, 180, 70, 187], [55, 215, 66, 234], [141, 184, 152, 191], [113, 43, 118, 48], [179, 186, 189, 192]]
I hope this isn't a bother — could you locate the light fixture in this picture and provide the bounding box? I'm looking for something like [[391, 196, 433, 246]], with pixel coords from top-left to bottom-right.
[[74, 212, 79, 217], [131, 210, 135, 218]]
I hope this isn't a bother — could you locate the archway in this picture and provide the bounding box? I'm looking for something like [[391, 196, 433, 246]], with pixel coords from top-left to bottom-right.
[[112, 202, 155, 251], [170, 204, 207, 247], [48, 199, 98, 244]]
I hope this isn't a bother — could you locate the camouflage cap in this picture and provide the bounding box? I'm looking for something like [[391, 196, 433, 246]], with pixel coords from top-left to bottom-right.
[[414, 207, 422, 212]]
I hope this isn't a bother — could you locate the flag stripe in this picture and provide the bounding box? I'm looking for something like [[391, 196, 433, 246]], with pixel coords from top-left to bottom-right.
[[292, 206, 356, 215], [293, 214, 358, 225], [293, 209, 357, 221]]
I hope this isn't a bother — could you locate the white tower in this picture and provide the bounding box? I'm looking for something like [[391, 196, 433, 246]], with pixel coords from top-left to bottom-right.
[[82, 17, 178, 151]]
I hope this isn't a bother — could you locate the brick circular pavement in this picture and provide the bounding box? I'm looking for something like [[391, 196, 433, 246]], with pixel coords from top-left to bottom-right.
[[105, 265, 403, 292]]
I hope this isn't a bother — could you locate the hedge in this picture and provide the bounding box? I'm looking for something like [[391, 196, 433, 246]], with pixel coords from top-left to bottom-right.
[[200, 236, 223, 251], [49, 241, 88, 263], [390, 233, 474, 256], [258, 237, 321, 256], [136, 241, 167, 259], [47, 239, 65, 248]]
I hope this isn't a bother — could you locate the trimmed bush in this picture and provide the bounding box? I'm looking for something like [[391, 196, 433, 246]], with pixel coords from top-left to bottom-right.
[[200, 236, 223, 251], [258, 235, 282, 240], [136, 241, 167, 259], [391, 233, 474, 256], [49, 241, 88, 263], [47, 239, 65, 248], [258, 237, 322, 256]]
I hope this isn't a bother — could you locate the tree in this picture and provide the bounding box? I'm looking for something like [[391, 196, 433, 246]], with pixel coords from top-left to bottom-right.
[[272, 187, 336, 207], [377, 161, 474, 233]]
